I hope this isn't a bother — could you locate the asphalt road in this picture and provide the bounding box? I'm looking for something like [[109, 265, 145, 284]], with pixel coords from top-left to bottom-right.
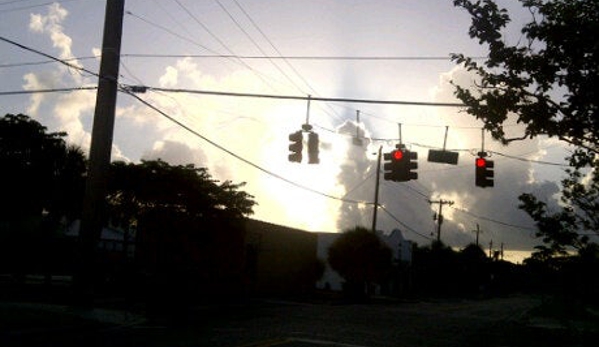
[[3, 295, 592, 347]]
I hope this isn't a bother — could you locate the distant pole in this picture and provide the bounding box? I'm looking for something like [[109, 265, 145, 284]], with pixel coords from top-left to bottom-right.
[[489, 240, 493, 258], [473, 223, 481, 247], [371, 145, 382, 233], [429, 199, 454, 243], [436, 202, 443, 242], [76, 0, 125, 304]]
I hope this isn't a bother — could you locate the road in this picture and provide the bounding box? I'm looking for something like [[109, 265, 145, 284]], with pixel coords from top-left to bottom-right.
[[4, 295, 586, 347]]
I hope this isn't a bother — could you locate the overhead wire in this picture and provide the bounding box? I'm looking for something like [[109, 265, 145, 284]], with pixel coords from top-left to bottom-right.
[[0, 86, 97, 96], [144, 85, 465, 107], [0, 35, 99, 78], [229, 0, 346, 123], [126, 10, 296, 92], [123, 88, 371, 206], [378, 205, 433, 240], [449, 205, 536, 231], [0, 0, 89, 14], [1, 35, 560, 237]]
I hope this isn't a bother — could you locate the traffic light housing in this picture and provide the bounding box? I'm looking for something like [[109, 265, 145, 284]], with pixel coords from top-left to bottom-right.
[[383, 150, 401, 181], [475, 157, 494, 187], [405, 150, 418, 180], [383, 149, 417, 182], [288, 131, 303, 163], [307, 132, 319, 164]]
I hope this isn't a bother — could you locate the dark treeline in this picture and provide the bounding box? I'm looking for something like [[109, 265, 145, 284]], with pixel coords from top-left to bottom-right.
[[1, 114, 598, 315]]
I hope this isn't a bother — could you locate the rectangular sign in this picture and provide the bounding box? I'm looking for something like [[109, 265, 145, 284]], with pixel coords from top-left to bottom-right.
[[427, 150, 459, 165]]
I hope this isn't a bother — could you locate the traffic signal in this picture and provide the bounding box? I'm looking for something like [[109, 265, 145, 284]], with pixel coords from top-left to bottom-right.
[[288, 131, 303, 163], [307, 132, 319, 164], [383, 149, 417, 182], [383, 149, 402, 181], [475, 157, 494, 187]]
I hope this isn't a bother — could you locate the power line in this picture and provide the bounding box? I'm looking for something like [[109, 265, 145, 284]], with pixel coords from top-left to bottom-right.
[[125, 10, 291, 92], [450, 205, 536, 231], [114, 53, 487, 61], [122, 88, 371, 206], [0, 86, 97, 96], [0, 35, 100, 78], [0, 0, 88, 14], [489, 150, 569, 167], [378, 205, 432, 240], [0, 54, 486, 69], [142, 85, 465, 107]]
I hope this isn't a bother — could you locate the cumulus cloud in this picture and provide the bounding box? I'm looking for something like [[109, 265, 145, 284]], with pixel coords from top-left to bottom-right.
[[142, 140, 207, 166], [29, 3, 76, 62], [329, 64, 567, 262], [23, 3, 123, 158]]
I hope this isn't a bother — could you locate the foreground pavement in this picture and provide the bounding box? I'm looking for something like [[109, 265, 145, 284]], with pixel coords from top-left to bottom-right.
[[1, 295, 597, 347]]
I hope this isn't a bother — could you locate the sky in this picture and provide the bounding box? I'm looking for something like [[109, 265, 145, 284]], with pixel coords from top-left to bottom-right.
[[0, 0, 582, 263]]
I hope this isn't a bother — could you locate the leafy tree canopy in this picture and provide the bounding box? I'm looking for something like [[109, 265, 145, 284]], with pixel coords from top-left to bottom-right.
[[107, 159, 256, 227], [452, 0, 598, 160], [452, 0, 599, 259], [327, 226, 392, 285], [0, 113, 86, 221]]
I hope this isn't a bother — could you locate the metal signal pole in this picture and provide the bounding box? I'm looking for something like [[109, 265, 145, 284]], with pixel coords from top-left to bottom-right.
[[371, 145, 382, 232], [77, 0, 125, 304]]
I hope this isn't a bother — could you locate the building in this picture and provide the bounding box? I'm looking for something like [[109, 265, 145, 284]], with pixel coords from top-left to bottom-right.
[[244, 219, 319, 296]]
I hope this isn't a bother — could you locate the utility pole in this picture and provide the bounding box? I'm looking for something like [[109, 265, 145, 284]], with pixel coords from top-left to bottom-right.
[[472, 223, 482, 247], [489, 240, 493, 258], [76, 0, 125, 304], [429, 199, 454, 243], [371, 145, 382, 232]]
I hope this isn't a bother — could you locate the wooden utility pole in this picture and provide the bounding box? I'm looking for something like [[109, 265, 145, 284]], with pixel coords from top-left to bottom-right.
[[76, 0, 125, 304], [472, 223, 482, 247], [371, 145, 382, 232], [429, 199, 454, 243]]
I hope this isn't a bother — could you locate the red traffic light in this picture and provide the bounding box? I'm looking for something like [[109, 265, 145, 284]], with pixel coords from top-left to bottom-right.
[[393, 150, 404, 161], [476, 157, 486, 167]]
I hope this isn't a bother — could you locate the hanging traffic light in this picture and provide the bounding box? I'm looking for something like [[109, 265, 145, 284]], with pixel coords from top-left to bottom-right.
[[383, 148, 417, 182], [307, 132, 319, 164], [475, 157, 494, 187], [288, 131, 303, 163], [383, 149, 402, 181]]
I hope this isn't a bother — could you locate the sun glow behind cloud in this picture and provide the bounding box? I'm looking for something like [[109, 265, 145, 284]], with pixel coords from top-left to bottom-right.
[[7, 0, 578, 257]]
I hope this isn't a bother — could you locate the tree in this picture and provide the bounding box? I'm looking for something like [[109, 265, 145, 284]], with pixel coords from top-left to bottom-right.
[[0, 114, 86, 274], [107, 159, 255, 226], [327, 227, 392, 299], [106, 159, 256, 303], [452, 0, 598, 257], [0, 114, 86, 221]]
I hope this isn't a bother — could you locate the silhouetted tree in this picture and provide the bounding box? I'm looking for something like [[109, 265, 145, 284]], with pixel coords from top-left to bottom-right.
[[459, 244, 490, 296], [107, 159, 255, 227], [327, 227, 392, 300], [412, 242, 462, 297], [452, 0, 598, 258], [0, 114, 86, 221], [106, 159, 256, 308], [0, 114, 86, 274]]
